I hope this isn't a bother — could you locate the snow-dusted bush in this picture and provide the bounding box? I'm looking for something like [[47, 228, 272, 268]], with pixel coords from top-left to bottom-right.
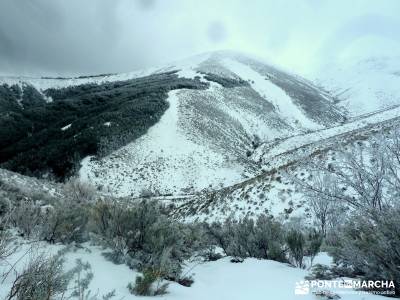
[[208, 215, 324, 267], [69, 258, 116, 300], [6, 251, 71, 300], [0, 230, 14, 261], [298, 173, 343, 237], [0, 195, 12, 260], [305, 264, 335, 280], [333, 207, 400, 295], [5, 249, 115, 300], [0, 195, 11, 226], [7, 194, 89, 243], [207, 215, 286, 262], [253, 214, 287, 261], [64, 178, 96, 202], [305, 229, 323, 267], [40, 199, 90, 244], [128, 268, 168, 296], [286, 229, 305, 268], [300, 130, 400, 295], [91, 199, 207, 279], [10, 198, 42, 238]]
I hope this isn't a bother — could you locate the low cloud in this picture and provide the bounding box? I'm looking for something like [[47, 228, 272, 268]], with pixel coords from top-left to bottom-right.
[[0, 0, 399, 76]]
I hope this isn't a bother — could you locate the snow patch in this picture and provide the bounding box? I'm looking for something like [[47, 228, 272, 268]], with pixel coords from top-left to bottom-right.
[[61, 123, 72, 131], [223, 58, 322, 130]]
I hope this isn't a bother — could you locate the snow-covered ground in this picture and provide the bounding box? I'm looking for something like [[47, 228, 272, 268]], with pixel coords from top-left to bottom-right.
[[0, 241, 388, 300]]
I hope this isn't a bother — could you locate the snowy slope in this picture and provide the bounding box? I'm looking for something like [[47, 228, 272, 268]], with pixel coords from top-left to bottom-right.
[[222, 58, 322, 130], [0, 168, 64, 199], [78, 51, 343, 197], [80, 90, 246, 197], [0, 241, 387, 300], [254, 104, 400, 166], [316, 55, 400, 117], [172, 105, 400, 222]]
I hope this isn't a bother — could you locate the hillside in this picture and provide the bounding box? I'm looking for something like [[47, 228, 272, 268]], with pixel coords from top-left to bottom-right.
[[0, 51, 344, 197], [0, 72, 207, 179], [79, 51, 344, 197], [171, 104, 400, 222]]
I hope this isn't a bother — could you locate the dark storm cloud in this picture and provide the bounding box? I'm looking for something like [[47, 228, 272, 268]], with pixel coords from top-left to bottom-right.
[[0, 0, 399, 76]]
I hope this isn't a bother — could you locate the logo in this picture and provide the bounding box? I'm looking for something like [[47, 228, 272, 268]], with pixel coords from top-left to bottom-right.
[[295, 281, 310, 295], [294, 280, 396, 296]]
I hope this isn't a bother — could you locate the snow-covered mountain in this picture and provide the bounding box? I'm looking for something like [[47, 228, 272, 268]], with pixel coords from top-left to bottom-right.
[[74, 51, 344, 197], [3, 50, 400, 202]]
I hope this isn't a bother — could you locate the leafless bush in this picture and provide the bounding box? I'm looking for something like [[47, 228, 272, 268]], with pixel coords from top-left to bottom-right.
[[299, 129, 400, 295], [10, 199, 42, 238], [40, 200, 90, 244], [6, 250, 70, 300], [0, 230, 15, 262], [64, 178, 96, 202]]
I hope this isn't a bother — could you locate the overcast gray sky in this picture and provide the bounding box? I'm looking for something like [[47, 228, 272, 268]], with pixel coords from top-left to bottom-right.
[[0, 0, 399, 76]]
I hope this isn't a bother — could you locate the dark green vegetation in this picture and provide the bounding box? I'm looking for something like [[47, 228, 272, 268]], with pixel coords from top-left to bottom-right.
[[200, 72, 250, 88], [0, 72, 208, 180]]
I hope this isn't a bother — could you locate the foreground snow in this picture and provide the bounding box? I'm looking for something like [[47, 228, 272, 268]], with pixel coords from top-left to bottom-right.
[[0, 241, 388, 300]]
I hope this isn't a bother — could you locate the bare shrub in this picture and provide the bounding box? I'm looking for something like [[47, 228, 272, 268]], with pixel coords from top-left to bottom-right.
[[6, 251, 70, 300], [0, 230, 15, 262], [64, 178, 96, 202], [40, 199, 89, 244], [10, 199, 42, 238]]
